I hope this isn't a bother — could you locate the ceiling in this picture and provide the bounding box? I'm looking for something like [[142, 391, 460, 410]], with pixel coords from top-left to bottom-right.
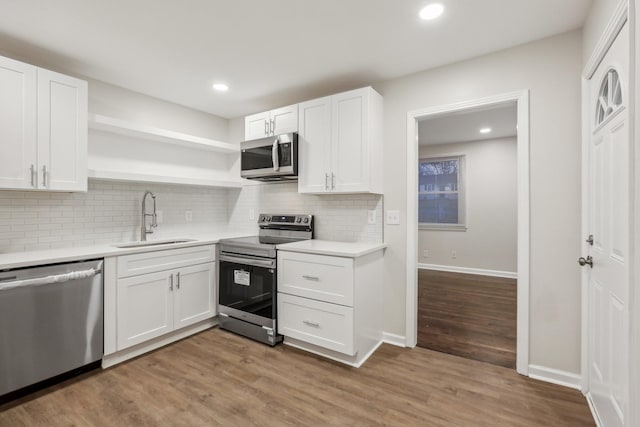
[[419, 103, 517, 146], [0, 0, 592, 119]]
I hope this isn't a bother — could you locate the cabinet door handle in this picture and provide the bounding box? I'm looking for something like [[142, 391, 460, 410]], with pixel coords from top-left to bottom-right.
[[303, 320, 320, 328], [169, 274, 174, 291], [331, 173, 336, 190], [265, 120, 269, 136], [42, 165, 47, 187], [302, 275, 319, 281], [30, 164, 36, 188], [325, 173, 329, 191], [270, 119, 275, 135], [176, 272, 180, 289]]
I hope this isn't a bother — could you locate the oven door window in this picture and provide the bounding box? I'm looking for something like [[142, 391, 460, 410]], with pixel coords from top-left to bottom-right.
[[219, 261, 276, 319]]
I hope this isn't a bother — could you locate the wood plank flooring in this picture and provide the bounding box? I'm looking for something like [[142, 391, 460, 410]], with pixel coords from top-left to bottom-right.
[[418, 269, 517, 368], [0, 328, 594, 426]]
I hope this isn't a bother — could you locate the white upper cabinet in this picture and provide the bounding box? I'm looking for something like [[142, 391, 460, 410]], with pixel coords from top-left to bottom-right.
[[298, 87, 383, 194], [0, 55, 87, 192], [244, 104, 298, 140], [0, 56, 37, 190]]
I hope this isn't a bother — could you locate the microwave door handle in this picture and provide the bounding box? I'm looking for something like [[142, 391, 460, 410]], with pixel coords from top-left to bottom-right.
[[272, 137, 280, 171]]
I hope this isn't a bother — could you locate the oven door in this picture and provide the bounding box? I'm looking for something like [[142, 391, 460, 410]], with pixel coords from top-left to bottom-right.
[[240, 134, 296, 179], [218, 254, 276, 326]]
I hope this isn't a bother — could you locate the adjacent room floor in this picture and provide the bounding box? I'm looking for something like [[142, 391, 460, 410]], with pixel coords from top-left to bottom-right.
[[418, 269, 517, 368], [0, 328, 593, 426]]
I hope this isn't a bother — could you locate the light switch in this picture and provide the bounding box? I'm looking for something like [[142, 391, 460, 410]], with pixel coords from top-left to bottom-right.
[[386, 210, 400, 225], [185, 210, 193, 222]]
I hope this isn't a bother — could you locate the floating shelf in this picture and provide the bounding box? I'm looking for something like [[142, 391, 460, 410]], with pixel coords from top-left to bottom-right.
[[88, 114, 239, 154], [88, 169, 244, 189]]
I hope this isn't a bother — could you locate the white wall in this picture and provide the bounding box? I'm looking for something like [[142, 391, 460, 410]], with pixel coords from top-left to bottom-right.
[[375, 30, 583, 374], [632, 2, 639, 423], [418, 138, 517, 273]]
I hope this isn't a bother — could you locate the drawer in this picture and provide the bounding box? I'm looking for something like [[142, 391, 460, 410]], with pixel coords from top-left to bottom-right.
[[278, 251, 354, 306], [278, 293, 354, 355], [117, 245, 215, 278]]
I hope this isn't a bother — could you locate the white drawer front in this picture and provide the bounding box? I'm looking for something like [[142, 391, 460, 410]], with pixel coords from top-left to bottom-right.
[[117, 245, 215, 278], [278, 251, 354, 306], [278, 293, 354, 355]]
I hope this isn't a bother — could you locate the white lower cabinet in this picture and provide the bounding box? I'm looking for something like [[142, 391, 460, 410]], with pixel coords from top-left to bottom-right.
[[107, 245, 217, 359], [277, 248, 384, 367]]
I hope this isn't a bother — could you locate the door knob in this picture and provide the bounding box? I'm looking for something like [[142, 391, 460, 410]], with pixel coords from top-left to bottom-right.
[[578, 256, 593, 268]]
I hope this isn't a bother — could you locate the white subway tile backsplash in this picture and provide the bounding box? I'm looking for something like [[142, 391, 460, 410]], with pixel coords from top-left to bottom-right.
[[0, 180, 383, 253]]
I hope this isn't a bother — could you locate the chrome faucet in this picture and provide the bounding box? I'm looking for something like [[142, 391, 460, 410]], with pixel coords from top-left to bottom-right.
[[141, 191, 158, 241]]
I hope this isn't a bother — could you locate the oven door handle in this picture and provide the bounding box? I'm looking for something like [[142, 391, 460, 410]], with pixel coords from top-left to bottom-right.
[[272, 137, 280, 172], [220, 254, 276, 269]]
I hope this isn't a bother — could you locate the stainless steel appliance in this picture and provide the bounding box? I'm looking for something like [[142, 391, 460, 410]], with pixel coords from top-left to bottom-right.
[[240, 133, 298, 181], [0, 259, 103, 397], [218, 214, 313, 345]]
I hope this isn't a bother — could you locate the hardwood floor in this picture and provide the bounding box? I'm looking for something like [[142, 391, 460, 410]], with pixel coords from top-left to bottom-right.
[[418, 269, 517, 368], [0, 327, 594, 426]]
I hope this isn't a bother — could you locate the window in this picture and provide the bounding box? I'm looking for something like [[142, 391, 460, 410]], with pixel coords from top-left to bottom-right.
[[418, 155, 465, 230], [595, 68, 623, 127]]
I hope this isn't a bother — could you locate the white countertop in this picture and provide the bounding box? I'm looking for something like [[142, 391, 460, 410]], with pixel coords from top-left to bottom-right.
[[277, 240, 387, 258], [0, 231, 253, 270]]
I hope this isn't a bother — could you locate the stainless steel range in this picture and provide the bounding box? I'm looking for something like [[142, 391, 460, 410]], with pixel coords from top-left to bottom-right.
[[218, 214, 313, 345]]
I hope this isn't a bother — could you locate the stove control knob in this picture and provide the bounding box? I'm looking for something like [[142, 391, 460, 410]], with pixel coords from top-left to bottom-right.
[[295, 217, 301, 223], [303, 217, 309, 223], [259, 216, 265, 222], [266, 216, 271, 221]]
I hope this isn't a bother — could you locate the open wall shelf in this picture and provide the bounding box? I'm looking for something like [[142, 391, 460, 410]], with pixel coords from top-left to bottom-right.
[[88, 169, 244, 189]]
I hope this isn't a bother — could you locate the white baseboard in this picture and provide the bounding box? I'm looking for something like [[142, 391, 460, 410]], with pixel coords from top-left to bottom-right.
[[528, 364, 581, 390], [382, 332, 407, 347], [585, 392, 603, 427], [418, 263, 517, 279]]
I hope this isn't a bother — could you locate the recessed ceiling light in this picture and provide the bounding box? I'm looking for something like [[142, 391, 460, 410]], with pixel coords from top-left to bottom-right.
[[212, 83, 229, 92], [479, 127, 492, 134], [419, 3, 444, 20]]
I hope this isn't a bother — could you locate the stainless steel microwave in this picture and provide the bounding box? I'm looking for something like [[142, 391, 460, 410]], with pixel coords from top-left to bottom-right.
[[240, 133, 298, 181]]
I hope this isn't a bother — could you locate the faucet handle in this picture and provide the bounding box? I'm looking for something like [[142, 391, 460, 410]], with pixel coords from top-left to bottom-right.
[[152, 213, 158, 228]]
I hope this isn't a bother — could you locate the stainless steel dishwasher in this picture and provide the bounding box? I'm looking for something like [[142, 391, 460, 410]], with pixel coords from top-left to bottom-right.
[[0, 259, 103, 397]]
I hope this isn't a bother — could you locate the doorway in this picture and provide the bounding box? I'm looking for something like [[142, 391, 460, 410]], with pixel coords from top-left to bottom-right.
[[406, 91, 530, 375], [415, 102, 518, 369]]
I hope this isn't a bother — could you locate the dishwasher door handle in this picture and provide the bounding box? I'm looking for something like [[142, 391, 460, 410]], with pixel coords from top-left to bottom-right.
[[0, 268, 101, 291]]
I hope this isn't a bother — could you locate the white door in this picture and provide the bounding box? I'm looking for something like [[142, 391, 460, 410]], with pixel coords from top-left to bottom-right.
[[270, 104, 298, 135], [37, 68, 87, 191], [174, 262, 216, 329], [116, 271, 174, 350], [298, 96, 332, 193], [331, 88, 369, 193], [585, 23, 629, 427], [244, 111, 270, 140], [0, 56, 37, 190]]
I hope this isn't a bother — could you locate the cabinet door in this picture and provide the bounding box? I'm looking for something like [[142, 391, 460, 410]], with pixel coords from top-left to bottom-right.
[[271, 104, 298, 135], [37, 69, 88, 191], [297, 97, 332, 193], [331, 88, 370, 193], [245, 111, 270, 141], [0, 56, 37, 190], [174, 262, 216, 329], [117, 271, 174, 350]]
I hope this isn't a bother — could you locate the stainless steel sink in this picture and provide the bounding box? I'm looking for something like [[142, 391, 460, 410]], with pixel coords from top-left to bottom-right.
[[112, 238, 196, 248]]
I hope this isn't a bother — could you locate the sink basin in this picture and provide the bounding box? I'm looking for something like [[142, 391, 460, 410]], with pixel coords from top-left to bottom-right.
[[112, 238, 196, 248]]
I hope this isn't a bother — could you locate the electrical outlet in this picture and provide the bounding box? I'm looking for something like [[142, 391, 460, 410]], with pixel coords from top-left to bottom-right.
[[249, 209, 255, 220], [156, 210, 163, 224], [386, 210, 400, 225], [367, 210, 376, 224], [451, 250, 457, 259], [423, 250, 429, 258], [185, 210, 193, 222]]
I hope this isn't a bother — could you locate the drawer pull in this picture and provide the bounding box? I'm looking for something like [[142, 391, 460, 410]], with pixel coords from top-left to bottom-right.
[[302, 275, 319, 281], [303, 320, 320, 328]]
